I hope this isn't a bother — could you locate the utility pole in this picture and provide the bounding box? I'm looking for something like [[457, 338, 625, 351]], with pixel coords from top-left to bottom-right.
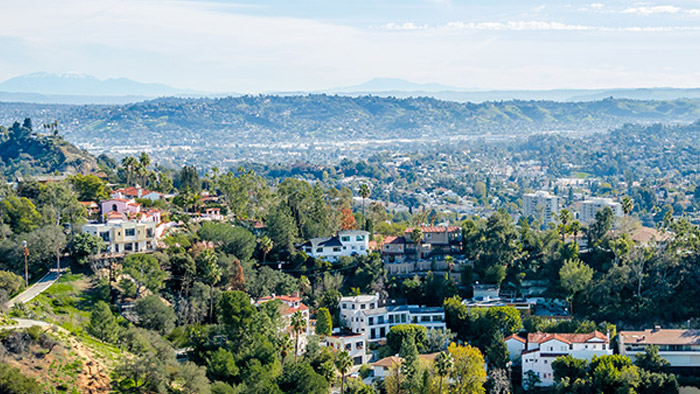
[[22, 240, 29, 287]]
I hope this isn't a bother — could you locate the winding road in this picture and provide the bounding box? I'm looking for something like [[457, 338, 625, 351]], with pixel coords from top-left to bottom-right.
[[1, 270, 60, 330]]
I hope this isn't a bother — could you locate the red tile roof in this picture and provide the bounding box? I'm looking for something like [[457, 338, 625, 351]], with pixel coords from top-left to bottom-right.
[[505, 334, 526, 343], [405, 226, 461, 234], [527, 331, 608, 345]]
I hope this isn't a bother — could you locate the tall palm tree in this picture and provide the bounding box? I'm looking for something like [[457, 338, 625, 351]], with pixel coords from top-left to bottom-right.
[[299, 275, 311, 296], [121, 156, 138, 185], [201, 250, 221, 323], [435, 351, 454, 394], [259, 236, 273, 264], [570, 221, 582, 244], [278, 334, 294, 368], [139, 152, 151, 186], [559, 209, 572, 242], [291, 310, 307, 363], [622, 196, 633, 215], [335, 350, 354, 394], [359, 184, 370, 230], [411, 227, 424, 261]]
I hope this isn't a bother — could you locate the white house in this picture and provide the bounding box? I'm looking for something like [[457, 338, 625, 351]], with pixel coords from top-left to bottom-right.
[[578, 197, 623, 225], [339, 294, 446, 343], [505, 334, 526, 361], [300, 230, 369, 261], [82, 219, 158, 254], [519, 331, 611, 387], [324, 332, 369, 366], [111, 186, 164, 201], [618, 327, 700, 370], [523, 191, 560, 224]]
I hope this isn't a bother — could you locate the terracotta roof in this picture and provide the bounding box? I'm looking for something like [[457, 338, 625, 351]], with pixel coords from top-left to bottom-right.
[[79, 201, 98, 207], [105, 198, 130, 203], [620, 329, 700, 346], [384, 236, 407, 245], [527, 331, 608, 345], [258, 295, 302, 303], [505, 334, 526, 344], [405, 226, 461, 234]]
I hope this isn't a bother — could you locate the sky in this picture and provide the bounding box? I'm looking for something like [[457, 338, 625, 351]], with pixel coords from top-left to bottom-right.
[[2, 0, 700, 93]]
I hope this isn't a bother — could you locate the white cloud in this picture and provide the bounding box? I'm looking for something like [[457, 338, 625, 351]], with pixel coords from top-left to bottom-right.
[[687, 9, 700, 15], [383, 22, 429, 31], [590, 3, 605, 10], [622, 5, 681, 15]]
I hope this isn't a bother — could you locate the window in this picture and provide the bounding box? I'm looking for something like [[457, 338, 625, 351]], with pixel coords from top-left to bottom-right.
[[342, 303, 347, 309], [316, 248, 323, 253], [421, 316, 431, 322], [341, 236, 350, 242], [345, 343, 352, 351], [356, 235, 365, 241], [147, 228, 154, 238], [378, 316, 384, 325], [99, 231, 110, 242], [125, 228, 135, 237], [124, 243, 133, 251], [333, 247, 341, 252], [388, 315, 394, 323], [361, 304, 366, 309], [352, 304, 356, 310], [370, 303, 375, 309], [401, 314, 407, 323], [368, 317, 374, 325]]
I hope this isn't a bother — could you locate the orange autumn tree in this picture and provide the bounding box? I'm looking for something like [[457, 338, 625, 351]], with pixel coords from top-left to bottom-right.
[[340, 208, 356, 230]]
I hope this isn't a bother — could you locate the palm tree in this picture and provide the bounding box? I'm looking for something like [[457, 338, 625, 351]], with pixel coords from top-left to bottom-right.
[[570, 221, 582, 244], [291, 310, 307, 363], [335, 350, 354, 394], [622, 196, 633, 215], [359, 184, 370, 230], [201, 250, 221, 323], [259, 236, 273, 264], [139, 152, 151, 186], [121, 156, 138, 185], [411, 227, 424, 261], [299, 275, 311, 296], [434, 351, 454, 394], [445, 255, 455, 273], [559, 209, 573, 242], [278, 334, 294, 368]]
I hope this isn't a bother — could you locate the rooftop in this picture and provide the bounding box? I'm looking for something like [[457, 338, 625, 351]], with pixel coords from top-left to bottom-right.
[[528, 331, 608, 345], [620, 329, 700, 346]]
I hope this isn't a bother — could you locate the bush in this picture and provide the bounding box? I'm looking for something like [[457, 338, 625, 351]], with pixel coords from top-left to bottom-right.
[[0, 363, 42, 394], [134, 295, 176, 334], [0, 271, 24, 298]]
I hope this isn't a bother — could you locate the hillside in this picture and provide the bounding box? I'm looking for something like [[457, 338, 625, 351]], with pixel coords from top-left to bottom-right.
[[1, 95, 700, 167], [0, 120, 100, 178]]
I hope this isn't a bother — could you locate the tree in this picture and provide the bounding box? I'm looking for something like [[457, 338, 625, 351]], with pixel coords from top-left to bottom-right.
[[69, 232, 105, 265], [88, 301, 121, 343], [622, 196, 634, 215], [291, 310, 307, 363], [266, 206, 298, 254], [122, 253, 167, 295], [399, 334, 419, 386], [359, 184, 370, 230], [485, 306, 522, 336], [0, 196, 41, 233], [447, 343, 487, 394], [121, 156, 138, 185], [259, 236, 273, 264], [218, 290, 256, 340], [340, 208, 356, 230], [69, 174, 109, 202], [570, 220, 582, 244], [634, 345, 670, 373], [387, 324, 428, 354], [315, 307, 332, 337], [277, 362, 329, 394], [199, 249, 222, 323], [425, 328, 456, 353], [134, 295, 176, 334], [335, 351, 354, 394], [411, 227, 424, 261], [559, 209, 572, 242], [0, 270, 24, 298], [560, 259, 593, 316], [522, 370, 541, 392], [484, 265, 506, 285], [0, 363, 42, 394], [485, 369, 510, 394], [176, 362, 211, 394], [198, 223, 256, 261], [434, 351, 454, 394], [206, 348, 239, 383]]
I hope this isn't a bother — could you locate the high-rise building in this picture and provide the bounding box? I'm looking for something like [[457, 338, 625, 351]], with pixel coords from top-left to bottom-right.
[[523, 191, 560, 224]]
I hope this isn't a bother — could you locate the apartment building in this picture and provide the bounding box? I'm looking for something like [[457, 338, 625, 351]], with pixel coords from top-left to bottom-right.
[[579, 197, 623, 225], [523, 191, 560, 224], [618, 327, 700, 371], [339, 294, 446, 343], [324, 332, 369, 365]]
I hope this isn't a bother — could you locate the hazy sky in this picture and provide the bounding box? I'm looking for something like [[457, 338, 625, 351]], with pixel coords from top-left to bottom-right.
[[2, 0, 700, 92]]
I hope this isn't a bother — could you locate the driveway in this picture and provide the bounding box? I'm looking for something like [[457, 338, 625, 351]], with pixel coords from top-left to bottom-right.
[[4, 271, 60, 309], [0, 318, 50, 330]]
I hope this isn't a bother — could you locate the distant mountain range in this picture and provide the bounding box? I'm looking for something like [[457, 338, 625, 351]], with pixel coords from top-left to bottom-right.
[[2, 73, 700, 105], [0, 72, 198, 104]]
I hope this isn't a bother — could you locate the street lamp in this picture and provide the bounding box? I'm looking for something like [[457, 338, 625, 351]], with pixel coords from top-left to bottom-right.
[[22, 240, 29, 287]]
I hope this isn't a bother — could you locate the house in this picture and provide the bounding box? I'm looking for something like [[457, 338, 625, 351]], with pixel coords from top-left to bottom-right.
[[324, 332, 369, 366], [463, 284, 536, 315], [382, 236, 408, 263], [79, 201, 100, 218], [523, 191, 559, 224], [371, 353, 439, 380], [82, 219, 157, 254], [519, 331, 611, 387], [505, 334, 526, 361], [403, 226, 462, 259], [111, 186, 164, 201], [255, 294, 310, 355], [100, 198, 161, 223], [578, 197, 623, 225], [300, 230, 369, 261], [201, 207, 224, 221], [618, 327, 700, 371], [339, 294, 446, 343]]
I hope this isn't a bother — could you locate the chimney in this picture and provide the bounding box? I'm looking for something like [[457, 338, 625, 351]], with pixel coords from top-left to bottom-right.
[[653, 325, 661, 332]]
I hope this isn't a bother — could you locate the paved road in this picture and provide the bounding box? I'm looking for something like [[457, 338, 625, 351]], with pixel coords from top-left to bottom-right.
[[4, 271, 60, 309], [0, 318, 50, 330]]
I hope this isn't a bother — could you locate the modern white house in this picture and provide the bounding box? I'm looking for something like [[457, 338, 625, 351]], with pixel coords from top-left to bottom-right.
[[82, 219, 157, 254], [339, 294, 446, 343], [514, 331, 611, 387], [300, 230, 370, 261], [618, 327, 700, 371], [324, 331, 369, 366], [578, 197, 623, 225], [463, 284, 536, 314], [523, 191, 560, 224]]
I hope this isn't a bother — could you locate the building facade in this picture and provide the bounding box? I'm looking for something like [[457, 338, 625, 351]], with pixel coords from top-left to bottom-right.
[[324, 332, 369, 365], [618, 328, 700, 371], [523, 191, 560, 224], [339, 294, 446, 343], [255, 294, 310, 355], [83, 219, 157, 254], [579, 197, 623, 225], [300, 230, 370, 261]]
